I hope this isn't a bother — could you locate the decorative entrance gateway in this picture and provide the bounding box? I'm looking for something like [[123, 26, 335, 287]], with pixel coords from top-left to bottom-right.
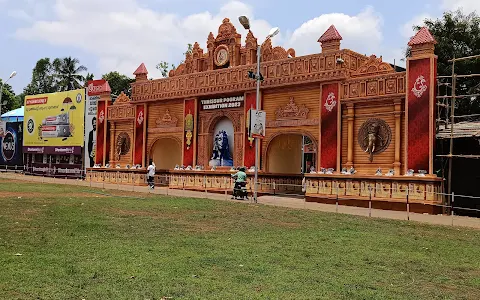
[[87, 20, 443, 213]]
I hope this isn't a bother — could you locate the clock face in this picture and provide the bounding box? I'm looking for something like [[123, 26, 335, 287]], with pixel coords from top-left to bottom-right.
[[215, 48, 229, 66]]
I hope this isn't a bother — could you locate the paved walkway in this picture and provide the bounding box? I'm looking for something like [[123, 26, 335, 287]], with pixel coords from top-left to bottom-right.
[[1, 172, 480, 230]]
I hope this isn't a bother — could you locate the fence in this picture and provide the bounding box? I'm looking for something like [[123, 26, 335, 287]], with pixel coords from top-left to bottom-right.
[[1, 165, 479, 226]]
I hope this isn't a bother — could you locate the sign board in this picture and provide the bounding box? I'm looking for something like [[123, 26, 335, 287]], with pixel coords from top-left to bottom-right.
[[23, 89, 85, 154], [0, 120, 5, 138], [248, 109, 266, 139], [200, 96, 244, 110], [0, 121, 23, 165], [85, 80, 109, 168]]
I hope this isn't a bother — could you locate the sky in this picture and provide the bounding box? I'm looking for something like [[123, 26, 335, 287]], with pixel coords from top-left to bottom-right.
[[0, 0, 479, 94]]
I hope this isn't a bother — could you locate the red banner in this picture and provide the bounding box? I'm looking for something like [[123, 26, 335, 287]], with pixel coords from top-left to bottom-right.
[[320, 83, 339, 169], [134, 105, 145, 165], [407, 58, 431, 172], [183, 99, 196, 166], [95, 101, 106, 165], [244, 92, 257, 168]]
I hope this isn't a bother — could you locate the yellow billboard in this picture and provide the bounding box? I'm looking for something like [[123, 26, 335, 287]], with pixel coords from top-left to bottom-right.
[[24, 89, 85, 150]]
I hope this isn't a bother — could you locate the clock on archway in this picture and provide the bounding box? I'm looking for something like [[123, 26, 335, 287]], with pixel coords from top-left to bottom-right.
[[214, 45, 229, 67]]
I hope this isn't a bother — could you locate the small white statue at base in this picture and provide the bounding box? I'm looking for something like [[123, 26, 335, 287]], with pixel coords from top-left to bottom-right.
[[375, 167, 382, 176]]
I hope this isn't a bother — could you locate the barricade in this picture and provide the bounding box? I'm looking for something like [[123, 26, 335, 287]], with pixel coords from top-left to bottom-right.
[[1, 166, 479, 228]]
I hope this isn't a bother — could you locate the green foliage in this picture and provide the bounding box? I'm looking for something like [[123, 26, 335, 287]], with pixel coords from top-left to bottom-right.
[[84, 73, 95, 86], [54, 57, 88, 91], [1, 180, 480, 299], [407, 10, 480, 115], [156, 43, 193, 77], [0, 80, 18, 114], [23, 58, 58, 95], [155, 61, 175, 78], [102, 71, 135, 97], [24, 57, 88, 96]]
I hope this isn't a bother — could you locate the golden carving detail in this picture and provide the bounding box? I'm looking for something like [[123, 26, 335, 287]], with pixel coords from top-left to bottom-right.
[[185, 111, 194, 150], [358, 118, 392, 162]]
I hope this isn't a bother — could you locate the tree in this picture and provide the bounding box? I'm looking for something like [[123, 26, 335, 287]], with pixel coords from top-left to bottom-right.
[[0, 80, 18, 114], [407, 10, 480, 116], [54, 57, 88, 91], [23, 58, 58, 95], [84, 73, 95, 87], [24, 57, 89, 95], [14, 94, 25, 109], [102, 71, 135, 97], [156, 43, 193, 77]]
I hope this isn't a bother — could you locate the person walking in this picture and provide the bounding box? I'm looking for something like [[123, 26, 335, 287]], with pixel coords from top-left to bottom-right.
[[147, 160, 156, 189]]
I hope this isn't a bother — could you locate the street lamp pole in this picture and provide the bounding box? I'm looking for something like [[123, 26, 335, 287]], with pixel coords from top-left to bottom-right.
[[0, 71, 17, 115], [239, 16, 279, 203], [254, 44, 261, 202]]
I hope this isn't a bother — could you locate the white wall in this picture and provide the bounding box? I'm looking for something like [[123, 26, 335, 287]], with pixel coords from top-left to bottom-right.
[[213, 117, 234, 158]]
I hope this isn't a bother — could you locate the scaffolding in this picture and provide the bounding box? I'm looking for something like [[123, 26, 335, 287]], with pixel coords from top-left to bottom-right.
[[436, 54, 480, 203]]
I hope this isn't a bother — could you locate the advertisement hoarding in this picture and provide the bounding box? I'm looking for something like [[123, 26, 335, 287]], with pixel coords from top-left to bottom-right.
[[85, 80, 110, 168], [0, 121, 23, 166], [23, 89, 85, 154]]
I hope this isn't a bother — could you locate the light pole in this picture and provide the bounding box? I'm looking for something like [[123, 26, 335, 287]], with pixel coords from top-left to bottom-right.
[[0, 71, 17, 115], [239, 16, 279, 203]]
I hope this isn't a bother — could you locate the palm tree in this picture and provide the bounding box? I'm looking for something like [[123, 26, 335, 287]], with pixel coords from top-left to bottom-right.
[[54, 57, 88, 91]]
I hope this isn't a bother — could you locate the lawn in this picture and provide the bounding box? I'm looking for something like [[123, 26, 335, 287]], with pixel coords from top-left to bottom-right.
[[0, 179, 479, 300]]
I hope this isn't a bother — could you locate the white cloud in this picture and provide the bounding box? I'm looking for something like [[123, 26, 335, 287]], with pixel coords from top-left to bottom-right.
[[400, 14, 432, 39], [14, 0, 387, 79], [442, 0, 480, 14], [285, 7, 383, 57]]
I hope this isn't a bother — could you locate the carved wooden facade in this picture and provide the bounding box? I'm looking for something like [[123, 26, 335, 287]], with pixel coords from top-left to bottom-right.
[[115, 19, 432, 176]]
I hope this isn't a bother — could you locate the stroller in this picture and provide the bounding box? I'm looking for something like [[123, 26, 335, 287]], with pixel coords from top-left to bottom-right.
[[232, 181, 248, 200]]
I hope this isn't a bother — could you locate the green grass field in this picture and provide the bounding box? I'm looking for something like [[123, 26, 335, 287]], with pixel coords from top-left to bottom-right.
[[1, 179, 479, 300]]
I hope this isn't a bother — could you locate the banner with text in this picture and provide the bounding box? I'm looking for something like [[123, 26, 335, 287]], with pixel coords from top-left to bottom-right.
[[85, 79, 110, 168], [200, 96, 244, 110], [23, 89, 86, 154]]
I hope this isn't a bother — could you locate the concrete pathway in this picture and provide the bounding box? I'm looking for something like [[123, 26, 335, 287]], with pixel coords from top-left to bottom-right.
[[1, 172, 479, 230]]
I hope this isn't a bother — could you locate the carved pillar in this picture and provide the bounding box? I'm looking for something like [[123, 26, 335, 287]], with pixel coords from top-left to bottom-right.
[[346, 103, 355, 167], [406, 27, 437, 175], [110, 123, 116, 164], [394, 99, 402, 174]]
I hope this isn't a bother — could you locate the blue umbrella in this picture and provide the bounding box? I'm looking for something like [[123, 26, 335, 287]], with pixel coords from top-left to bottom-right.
[[1, 106, 24, 122]]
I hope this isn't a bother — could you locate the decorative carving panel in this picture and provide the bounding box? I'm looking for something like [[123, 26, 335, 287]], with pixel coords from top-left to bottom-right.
[[275, 97, 309, 120], [108, 105, 135, 120], [342, 73, 406, 101], [132, 53, 348, 102], [156, 109, 178, 128]]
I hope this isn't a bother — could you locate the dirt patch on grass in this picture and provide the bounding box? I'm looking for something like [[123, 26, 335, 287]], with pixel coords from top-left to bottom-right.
[[0, 192, 46, 198], [0, 191, 108, 199], [104, 208, 179, 219]]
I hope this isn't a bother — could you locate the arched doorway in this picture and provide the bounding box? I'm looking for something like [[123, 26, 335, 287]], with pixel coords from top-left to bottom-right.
[[149, 137, 182, 169], [266, 133, 317, 174]]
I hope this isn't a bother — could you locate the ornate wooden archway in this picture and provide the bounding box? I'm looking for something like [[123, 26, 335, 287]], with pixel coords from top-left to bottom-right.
[[198, 109, 244, 167], [262, 130, 318, 172]]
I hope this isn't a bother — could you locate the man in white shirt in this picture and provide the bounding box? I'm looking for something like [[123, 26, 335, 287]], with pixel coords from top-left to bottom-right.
[[147, 160, 155, 189]]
